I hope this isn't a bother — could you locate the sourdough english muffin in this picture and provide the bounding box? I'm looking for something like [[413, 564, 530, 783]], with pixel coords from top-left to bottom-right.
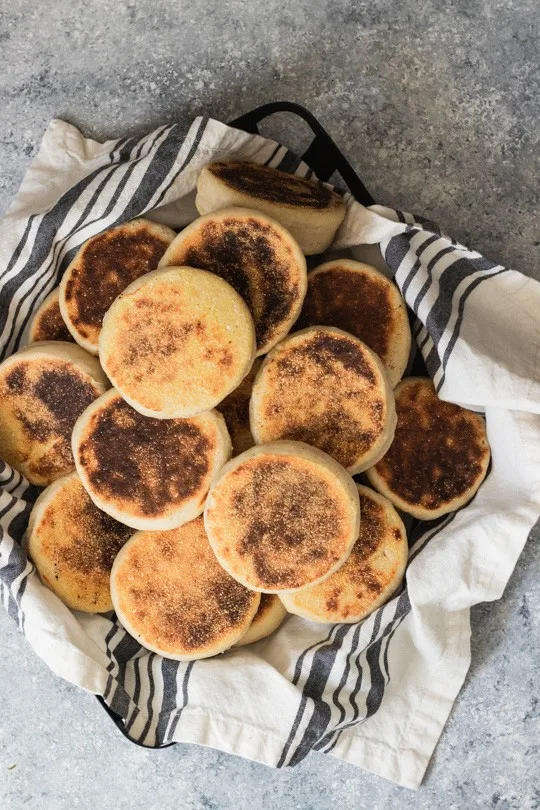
[[296, 260, 411, 387], [366, 378, 491, 519], [60, 219, 176, 354], [26, 472, 132, 613], [27, 289, 74, 344], [196, 162, 346, 255], [250, 326, 396, 474], [204, 441, 360, 592], [110, 517, 260, 660], [0, 342, 108, 486], [99, 266, 256, 418], [217, 358, 262, 456], [233, 594, 288, 647], [281, 485, 407, 624], [158, 208, 307, 356], [73, 388, 231, 530]]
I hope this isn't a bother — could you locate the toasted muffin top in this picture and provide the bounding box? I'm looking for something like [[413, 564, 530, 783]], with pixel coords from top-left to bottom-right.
[[28, 473, 132, 612], [207, 161, 344, 211], [111, 517, 260, 659], [99, 266, 255, 418], [296, 260, 410, 385], [205, 446, 359, 592], [61, 219, 175, 350], [233, 593, 288, 647], [250, 327, 394, 472], [29, 290, 74, 343], [0, 352, 103, 485], [281, 485, 407, 623], [372, 378, 490, 511], [74, 390, 221, 522], [158, 210, 307, 355], [254, 593, 281, 623]]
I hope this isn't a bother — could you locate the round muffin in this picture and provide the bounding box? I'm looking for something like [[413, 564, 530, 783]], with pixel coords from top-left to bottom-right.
[[250, 326, 396, 474], [158, 208, 307, 356], [99, 265, 256, 419], [204, 441, 360, 593], [233, 594, 288, 647], [26, 472, 132, 613], [281, 485, 408, 623], [366, 378, 491, 519], [196, 161, 346, 255], [0, 342, 108, 486], [59, 219, 176, 354], [72, 388, 231, 530], [296, 259, 411, 387], [111, 517, 260, 660], [27, 289, 74, 344]]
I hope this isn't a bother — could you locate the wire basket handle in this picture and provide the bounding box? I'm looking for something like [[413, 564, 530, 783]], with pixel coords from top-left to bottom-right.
[[230, 101, 374, 206]]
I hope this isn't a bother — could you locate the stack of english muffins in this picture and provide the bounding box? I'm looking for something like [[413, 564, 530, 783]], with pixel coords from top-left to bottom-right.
[[4, 161, 490, 660]]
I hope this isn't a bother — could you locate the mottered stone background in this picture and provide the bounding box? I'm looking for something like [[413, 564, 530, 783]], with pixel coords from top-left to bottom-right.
[[1, 0, 539, 807]]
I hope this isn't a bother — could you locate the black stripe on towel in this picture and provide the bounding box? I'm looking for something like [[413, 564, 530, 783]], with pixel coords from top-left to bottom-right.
[[167, 662, 195, 741], [138, 654, 158, 744], [155, 659, 182, 744], [277, 624, 343, 766], [311, 621, 366, 751], [435, 267, 508, 392], [282, 624, 353, 767]]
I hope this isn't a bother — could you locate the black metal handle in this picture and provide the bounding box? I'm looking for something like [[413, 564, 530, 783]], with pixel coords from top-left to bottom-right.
[[96, 696, 176, 749], [230, 101, 374, 206]]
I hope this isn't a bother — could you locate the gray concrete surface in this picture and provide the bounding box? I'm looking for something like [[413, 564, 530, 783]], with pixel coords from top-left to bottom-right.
[[1, 0, 539, 807]]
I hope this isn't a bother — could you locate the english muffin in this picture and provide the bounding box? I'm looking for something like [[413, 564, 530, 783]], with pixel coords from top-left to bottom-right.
[[27, 289, 74, 344], [281, 485, 407, 623], [72, 388, 231, 530], [60, 219, 176, 354], [196, 162, 346, 255], [217, 358, 262, 456], [250, 326, 396, 474], [296, 260, 411, 387], [26, 472, 132, 613], [233, 594, 288, 647], [366, 378, 491, 519], [0, 342, 108, 486], [99, 266, 256, 419], [110, 517, 260, 660], [204, 441, 360, 593], [158, 208, 307, 356]]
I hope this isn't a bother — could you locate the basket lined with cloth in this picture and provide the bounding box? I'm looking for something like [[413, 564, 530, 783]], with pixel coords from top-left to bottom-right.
[[0, 112, 538, 789]]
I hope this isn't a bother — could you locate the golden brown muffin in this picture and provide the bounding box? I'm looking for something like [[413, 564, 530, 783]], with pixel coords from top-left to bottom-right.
[[366, 378, 491, 519], [27, 289, 74, 344], [60, 219, 176, 354], [281, 485, 407, 623], [99, 266, 256, 418], [196, 162, 346, 254], [233, 594, 288, 646], [158, 208, 307, 356], [0, 342, 108, 486], [72, 388, 231, 530], [26, 472, 132, 613], [110, 517, 260, 660], [250, 326, 396, 474], [296, 259, 411, 387], [204, 441, 360, 592]]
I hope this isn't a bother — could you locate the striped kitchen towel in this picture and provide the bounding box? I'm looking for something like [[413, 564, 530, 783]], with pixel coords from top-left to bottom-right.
[[1, 116, 538, 790]]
